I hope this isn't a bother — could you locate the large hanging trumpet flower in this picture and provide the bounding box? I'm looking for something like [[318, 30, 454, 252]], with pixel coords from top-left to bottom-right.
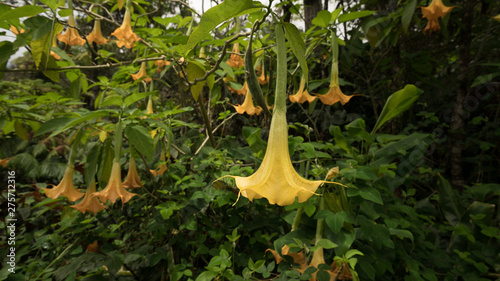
[[218, 25, 336, 206], [122, 156, 142, 189], [317, 34, 359, 106], [71, 181, 106, 214], [111, 5, 140, 48], [289, 73, 317, 104], [43, 165, 84, 201], [86, 20, 108, 45], [420, 0, 458, 34], [130, 62, 151, 83], [226, 43, 245, 68], [57, 13, 85, 46], [92, 122, 138, 205], [231, 89, 263, 116]]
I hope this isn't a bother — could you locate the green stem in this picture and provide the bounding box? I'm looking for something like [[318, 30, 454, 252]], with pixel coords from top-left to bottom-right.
[[114, 121, 123, 162], [291, 207, 304, 232], [274, 24, 287, 114], [33, 242, 76, 281], [315, 196, 325, 244], [197, 94, 216, 148]]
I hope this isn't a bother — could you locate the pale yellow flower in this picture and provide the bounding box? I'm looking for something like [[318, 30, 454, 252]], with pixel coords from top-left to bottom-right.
[[111, 7, 140, 48], [57, 13, 85, 46], [289, 76, 317, 104], [316, 61, 359, 106], [420, 0, 459, 34], [93, 161, 138, 205], [71, 181, 106, 214], [130, 62, 151, 83], [226, 43, 244, 68], [86, 20, 108, 45], [43, 166, 84, 201], [122, 157, 142, 189], [231, 90, 263, 116], [150, 152, 167, 176]]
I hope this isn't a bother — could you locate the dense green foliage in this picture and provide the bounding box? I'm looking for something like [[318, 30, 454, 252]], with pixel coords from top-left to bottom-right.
[[0, 0, 499, 281]]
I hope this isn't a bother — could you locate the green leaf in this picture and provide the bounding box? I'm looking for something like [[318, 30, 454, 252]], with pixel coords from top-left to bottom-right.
[[195, 270, 216, 281], [316, 239, 338, 249], [84, 142, 101, 187], [0, 5, 45, 21], [344, 249, 364, 259], [124, 91, 154, 107], [338, 10, 376, 23], [125, 125, 154, 161], [186, 61, 206, 101], [325, 211, 347, 234], [184, 0, 260, 53], [402, 0, 417, 32], [283, 23, 308, 82], [436, 174, 462, 226], [311, 10, 331, 28], [389, 228, 414, 242], [0, 41, 15, 65], [330, 125, 350, 153], [359, 188, 383, 205], [331, 6, 343, 23], [371, 84, 423, 134], [35, 117, 75, 137]]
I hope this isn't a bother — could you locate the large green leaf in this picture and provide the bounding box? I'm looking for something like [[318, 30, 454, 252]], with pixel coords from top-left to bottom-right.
[[402, 0, 417, 32], [283, 23, 308, 82], [0, 5, 45, 21], [338, 10, 376, 23], [371, 84, 423, 134], [125, 124, 154, 161], [437, 174, 462, 226], [184, 0, 261, 53], [186, 61, 206, 101], [311, 10, 331, 27]]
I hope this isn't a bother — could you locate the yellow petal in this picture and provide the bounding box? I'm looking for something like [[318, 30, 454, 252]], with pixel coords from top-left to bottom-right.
[[71, 181, 106, 214], [122, 157, 143, 189], [43, 166, 84, 201], [93, 161, 138, 205], [220, 111, 327, 206]]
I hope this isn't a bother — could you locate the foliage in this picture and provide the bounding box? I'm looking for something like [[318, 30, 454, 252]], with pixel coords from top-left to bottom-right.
[[0, 0, 499, 281]]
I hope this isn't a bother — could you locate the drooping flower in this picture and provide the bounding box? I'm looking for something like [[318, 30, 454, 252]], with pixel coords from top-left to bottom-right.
[[71, 181, 106, 214], [316, 38, 359, 106], [256, 64, 269, 85], [111, 6, 140, 48], [289, 75, 317, 104], [150, 152, 167, 176], [266, 245, 307, 271], [130, 62, 151, 83], [86, 20, 108, 45], [0, 157, 11, 167], [93, 161, 138, 205], [226, 43, 244, 68], [122, 157, 142, 189], [231, 90, 263, 116], [155, 59, 171, 73], [218, 25, 336, 206], [57, 13, 86, 46], [43, 166, 84, 201], [227, 81, 248, 96], [420, 0, 459, 34], [145, 96, 154, 115]]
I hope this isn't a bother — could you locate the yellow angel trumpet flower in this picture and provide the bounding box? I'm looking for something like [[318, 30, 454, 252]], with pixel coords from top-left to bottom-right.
[[317, 34, 359, 106], [122, 156, 142, 189], [289, 74, 317, 104], [86, 19, 108, 45], [71, 181, 106, 214], [231, 89, 263, 116], [43, 166, 84, 201], [226, 43, 245, 68], [111, 5, 140, 48], [218, 25, 339, 206], [57, 13, 85, 46], [93, 122, 138, 205], [130, 62, 152, 83], [420, 0, 459, 34], [150, 151, 167, 176], [93, 161, 138, 205]]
